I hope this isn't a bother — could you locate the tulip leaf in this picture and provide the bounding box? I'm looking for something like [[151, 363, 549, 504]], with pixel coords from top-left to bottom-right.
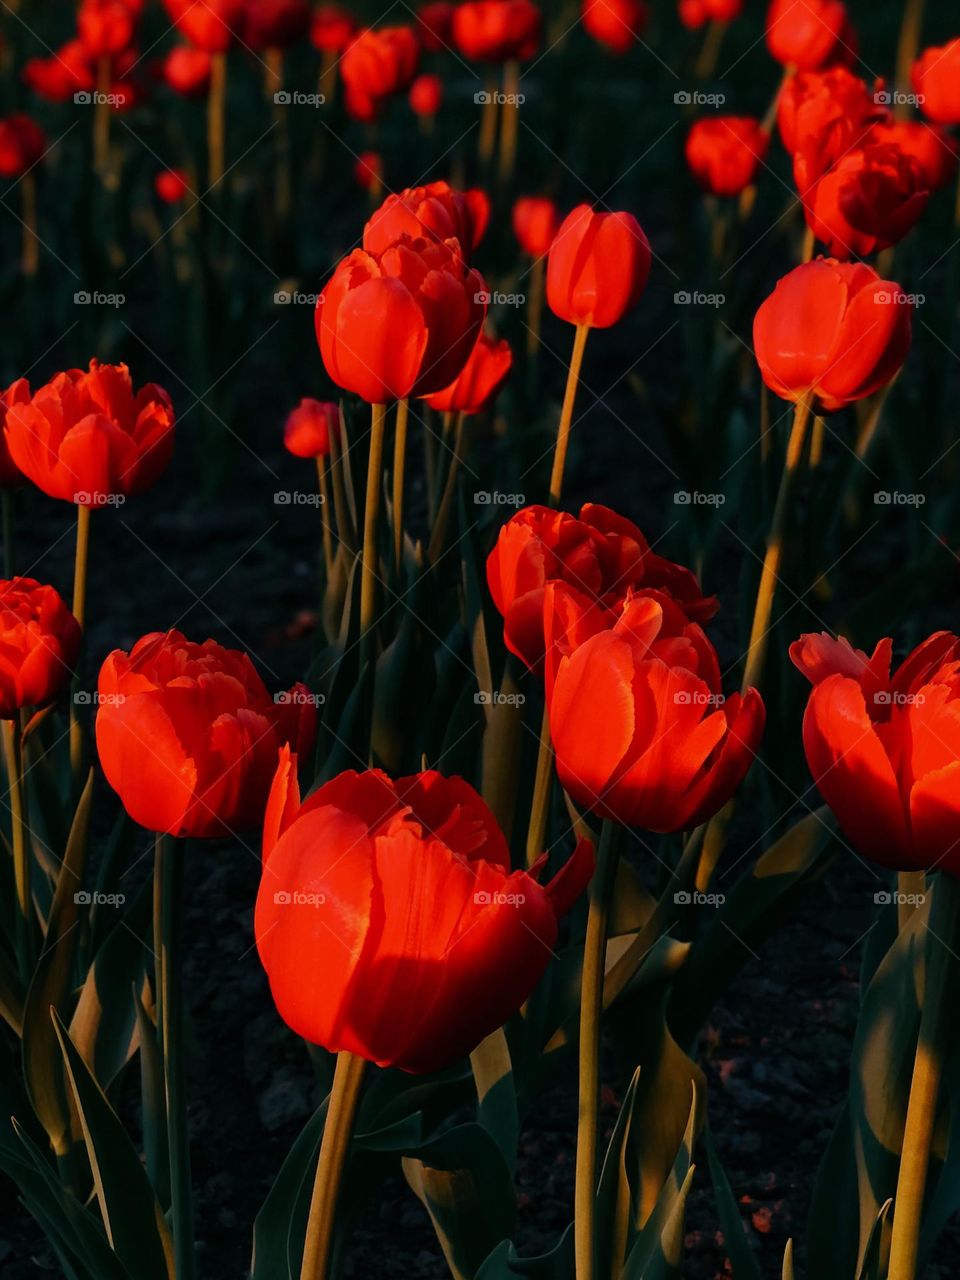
[[704, 1126, 762, 1280], [781, 1240, 795, 1280], [53, 1010, 174, 1280], [133, 986, 169, 1208], [596, 1067, 641, 1277], [252, 1101, 327, 1280], [316, 658, 373, 782], [857, 1200, 891, 1280], [471, 1028, 519, 1172], [401, 1122, 517, 1280], [372, 564, 438, 773], [22, 771, 94, 1156], [475, 1227, 574, 1278], [0, 939, 24, 1035]]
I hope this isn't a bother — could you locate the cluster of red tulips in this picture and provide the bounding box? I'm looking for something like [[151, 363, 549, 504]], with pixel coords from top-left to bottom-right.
[[4, 0, 960, 1279]]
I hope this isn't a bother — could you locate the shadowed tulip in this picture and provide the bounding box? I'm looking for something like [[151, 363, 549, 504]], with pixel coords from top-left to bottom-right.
[[0, 578, 81, 719]]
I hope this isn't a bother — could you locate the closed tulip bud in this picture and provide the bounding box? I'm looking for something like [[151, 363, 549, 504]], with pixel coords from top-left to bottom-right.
[[753, 259, 912, 412], [341, 26, 420, 121], [283, 398, 340, 458], [546, 591, 764, 832], [776, 67, 879, 164], [4, 359, 175, 505], [155, 167, 190, 203], [363, 181, 488, 256], [255, 757, 595, 1072], [241, 0, 311, 49], [912, 40, 960, 126], [424, 332, 512, 415], [678, 0, 742, 30], [416, 1, 455, 51], [409, 72, 444, 116], [96, 631, 318, 838], [868, 119, 959, 193], [161, 45, 213, 96], [23, 43, 96, 103], [512, 195, 560, 257], [78, 0, 137, 57], [546, 204, 651, 329], [0, 380, 29, 488], [353, 150, 383, 192], [0, 579, 81, 719], [316, 236, 487, 405], [452, 0, 542, 62], [309, 3, 357, 51], [765, 0, 856, 71], [163, 0, 246, 52], [685, 116, 768, 197], [798, 142, 929, 259], [792, 631, 960, 872], [486, 502, 717, 674], [0, 115, 46, 179], [582, 0, 649, 55]]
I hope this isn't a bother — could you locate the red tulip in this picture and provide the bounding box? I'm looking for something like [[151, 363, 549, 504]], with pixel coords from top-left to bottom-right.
[[409, 72, 443, 116], [340, 26, 420, 121], [353, 150, 383, 191], [309, 4, 357, 51], [363, 181, 488, 256], [753, 259, 912, 412], [765, 0, 856, 71], [96, 631, 317, 838], [776, 68, 880, 170], [486, 502, 717, 674], [241, 0, 311, 49], [0, 380, 30, 488], [164, 0, 246, 53], [160, 45, 212, 96], [316, 236, 487, 405], [678, 0, 743, 30], [685, 116, 768, 197], [78, 0, 137, 57], [4, 359, 175, 505], [416, 1, 455, 51], [23, 42, 96, 103], [0, 578, 81, 720], [868, 119, 959, 193], [424, 332, 512, 415], [798, 142, 929, 259], [582, 0, 649, 55], [451, 0, 542, 62], [912, 40, 960, 126], [283, 398, 339, 458], [155, 168, 190, 203], [546, 592, 764, 832], [0, 115, 46, 180], [255, 758, 595, 1072], [546, 204, 651, 329], [791, 631, 960, 872], [512, 196, 560, 257]]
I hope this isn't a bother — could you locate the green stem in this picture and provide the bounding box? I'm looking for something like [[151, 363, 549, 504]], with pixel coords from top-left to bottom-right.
[[391, 398, 409, 574], [69, 505, 91, 785], [525, 703, 554, 867], [3, 718, 32, 981], [549, 323, 590, 507], [574, 820, 623, 1280], [427, 412, 465, 564], [300, 1051, 366, 1279], [156, 834, 196, 1280], [361, 402, 387, 646], [888, 872, 960, 1280]]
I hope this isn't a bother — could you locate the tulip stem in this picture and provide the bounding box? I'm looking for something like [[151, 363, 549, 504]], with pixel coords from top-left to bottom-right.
[[360, 402, 387, 662], [267, 49, 292, 224], [301, 1050, 366, 1280], [549, 323, 590, 507], [741, 391, 813, 695], [808, 414, 825, 469], [478, 75, 499, 165], [69, 505, 91, 785], [3, 718, 32, 982], [525, 704, 554, 867], [392, 398, 409, 574], [427, 412, 465, 564], [317, 459, 334, 576], [498, 61, 520, 182], [208, 53, 227, 189], [694, 20, 727, 80], [328, 412, 356, 554], [155, 834, 196, 1280], [894, 0, 926, 117], [527, 255, 545, 359], [574, 820, 623, 1280], [21, 173, 38, 277], [94, 56, 111, 177], [888, 872, 960, 1280]]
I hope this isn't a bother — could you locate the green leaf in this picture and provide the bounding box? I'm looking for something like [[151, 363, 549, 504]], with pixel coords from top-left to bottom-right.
[[596, 1067, 641, 1277], [471, 1028, 519, 1172], [133, 986, 169, 1209], [252, 1102, 327, 1280], [620, 1087, 698, 1279], [781, 1240, 795, 1280], [857, 1200, 891, 1280], [705, 1126, 762, 1280]]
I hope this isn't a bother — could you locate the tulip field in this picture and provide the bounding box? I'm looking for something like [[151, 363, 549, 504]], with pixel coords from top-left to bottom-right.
[[4, 0, 960, 1277]]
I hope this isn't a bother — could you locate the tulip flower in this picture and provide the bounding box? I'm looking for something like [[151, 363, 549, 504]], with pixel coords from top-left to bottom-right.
[[678, 0, 742, 29], [582, 0, 649, 54], [912, 39, 960, 126], [309, 3, 358, 52], [284, 398, 339, 458], [155, 168, 190, 203], [765, 0, 856, 71], [424, 332, 512, 416], [341, 26, 420, 121], [77, 0, 137, 57], [487, 502, 717, 674], [0, 379, 29, 490], [354, 150, 384, 196], [513, 195, 560, 257], [96, 630, 317, 838], [545, 591, 763, 831], [545, 204, 651, 502], [241, 0, 310, 48], [409, 72, 444, 119], [417, 1, 455, 51], [256, 759, 595, 1071], [163, 0, 245, 51], [23, 42, 95, 103], [776, 68, 881, 173], [0, 114, 45, 179], [868, 119, 959, 193], [0, 578, 81, 720], [160, 45, 212, 96], [363, 180, 488, 257], [798, 142, 929, 259], [685, 116, 769, 197], [452, 0, 541, 61]]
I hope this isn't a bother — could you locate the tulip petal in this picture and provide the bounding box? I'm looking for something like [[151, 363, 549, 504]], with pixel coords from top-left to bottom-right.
[[95, 690, 197, 835], [263, 745, 301, 865]]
